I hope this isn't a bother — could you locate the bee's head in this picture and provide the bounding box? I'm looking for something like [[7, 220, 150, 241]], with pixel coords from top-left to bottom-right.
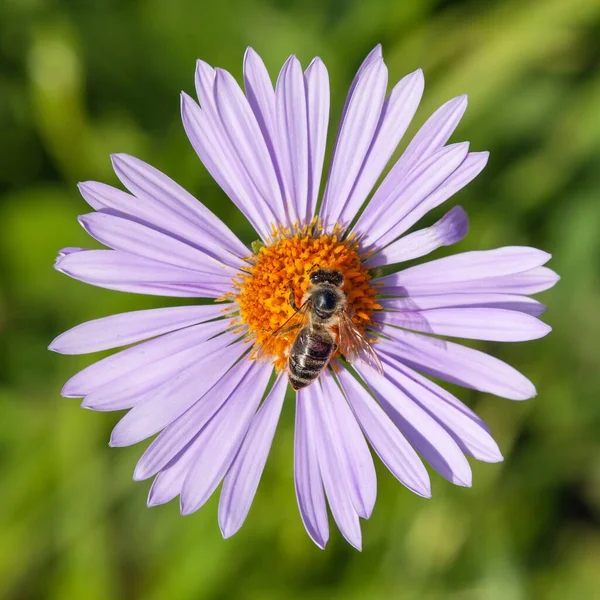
[[309, 268, 344, 287]]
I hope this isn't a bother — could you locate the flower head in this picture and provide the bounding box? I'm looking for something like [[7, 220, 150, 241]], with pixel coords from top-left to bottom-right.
[[50, 45, 558, 550], [235, 224, 379, 370]]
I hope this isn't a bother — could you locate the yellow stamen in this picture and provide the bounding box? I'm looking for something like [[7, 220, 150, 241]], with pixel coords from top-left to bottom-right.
[[234, 223, 381, 370]]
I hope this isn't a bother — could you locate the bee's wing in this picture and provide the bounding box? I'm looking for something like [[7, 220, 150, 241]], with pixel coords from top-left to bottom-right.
[[255, 301, 311, 360], [337, 311, 384, 375]]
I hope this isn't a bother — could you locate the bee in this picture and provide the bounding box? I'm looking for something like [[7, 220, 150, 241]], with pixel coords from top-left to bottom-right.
[[260, 268, 383, 390]]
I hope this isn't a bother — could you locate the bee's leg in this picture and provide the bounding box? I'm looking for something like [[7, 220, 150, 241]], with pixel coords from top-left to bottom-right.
[[277, 323, 303, 336], [288, 287, 300, 312]]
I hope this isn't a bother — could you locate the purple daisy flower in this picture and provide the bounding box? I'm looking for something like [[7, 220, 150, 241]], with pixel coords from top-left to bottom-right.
[[50, 45, 558, 550]]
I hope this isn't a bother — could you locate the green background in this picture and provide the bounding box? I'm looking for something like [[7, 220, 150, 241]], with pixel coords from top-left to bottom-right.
[[1, 0, 599, 598]]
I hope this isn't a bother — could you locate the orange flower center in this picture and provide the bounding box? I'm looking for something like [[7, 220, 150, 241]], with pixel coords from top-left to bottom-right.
[[234, 224, 380, 370]]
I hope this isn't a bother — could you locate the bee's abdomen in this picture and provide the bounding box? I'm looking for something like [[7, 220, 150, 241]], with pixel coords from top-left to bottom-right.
[[288, 327, 334, 391]]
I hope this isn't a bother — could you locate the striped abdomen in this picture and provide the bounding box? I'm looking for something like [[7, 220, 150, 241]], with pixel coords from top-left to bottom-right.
[[288, 326, 335, 391]]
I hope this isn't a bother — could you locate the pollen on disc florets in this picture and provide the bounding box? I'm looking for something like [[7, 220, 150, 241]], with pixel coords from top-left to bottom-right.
[[233, 222, 381, 370]]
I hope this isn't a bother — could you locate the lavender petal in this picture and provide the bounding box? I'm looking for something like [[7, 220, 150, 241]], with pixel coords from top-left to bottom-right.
[[378, 356, 503, 463], [219, 374, 287, 538], [78, 181, 246, 271], [366, 205, 469, 267], [320, 58, 388, 231], [214, 68, 287, 226], [357, 142, 470, 248], [339, 45, 382, 125], [61, 319, 234, 398], [304, 57, 330, 220], [58, 247, 87, 257], [374, 152, 489, 245], [354, 95, 469, 237], [378, 326, 536, 400], [179, 361, 272, 515], [148, 436, 204, 507], [378, 307, 551, 342], [110, 154, 248, 261], [304, 383, 363, 550], [319, 373, 377, 519], [109, 338, 246, 447], [276, 55, 309, 224], [50, 304, 230, 355], [375, 246, 551, 297], [390, 95, 469, 178], [242, 48, 278, 159], [338, 68, 424, 228], [55, 249, 232, 298], [357, 364, 472, 487], [336, 369, 431, 497], [379, 293, 546, 317], [81, 344, 205, 412], [294, 389, 329, 549], [377, 265, 559, 297], [134, 357, 257, 480], [181, 91, 274, 241], [78, 212, 237, 276]]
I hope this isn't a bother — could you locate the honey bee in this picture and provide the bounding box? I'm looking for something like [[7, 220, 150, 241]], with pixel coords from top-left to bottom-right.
[[260, 268, 383, 390]]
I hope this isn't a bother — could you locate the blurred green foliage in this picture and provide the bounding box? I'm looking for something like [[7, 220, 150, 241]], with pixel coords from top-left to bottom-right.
[[1, 0, 599, 598]]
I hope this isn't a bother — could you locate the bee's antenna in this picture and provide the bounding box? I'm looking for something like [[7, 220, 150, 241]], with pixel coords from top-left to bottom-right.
[[308, 263, 321, 273]]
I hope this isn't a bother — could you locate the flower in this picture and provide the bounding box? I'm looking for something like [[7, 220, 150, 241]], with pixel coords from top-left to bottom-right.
[[50, 45, 558, 550]]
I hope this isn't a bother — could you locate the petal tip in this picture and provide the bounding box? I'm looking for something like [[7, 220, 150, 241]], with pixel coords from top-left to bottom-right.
[[306, 56, 323, 70], [444, 141, 470, 157], [312, 536, 328, 550], [438, 205, 469, 246], [196, 57, 212, 71], [108, 430, 126, 448], [132, 466, 147, 482], [455, 470, 473, 488], [219, 520, 238, 540], [79, 396, 93, 409], [109, 152, 125, 163], [147, 492, 162, 508], [47, 337, 62, 353], [371, 43, 383, 58], [243, 46, 260, 64], [179, 500, 197, 517], [473, 151, 491, 169], [54, 251, 67, 268], [180, 90, 195, 112], [410, 67, 425, 83], [488, 450, 504, 463], [521, 384, 537, 401], [418, 481, 432, 498], [61, 380, 83, 398], [360, 505, 374, 520], [77, 181, 91, 194], [109, 153, 132, 172]]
